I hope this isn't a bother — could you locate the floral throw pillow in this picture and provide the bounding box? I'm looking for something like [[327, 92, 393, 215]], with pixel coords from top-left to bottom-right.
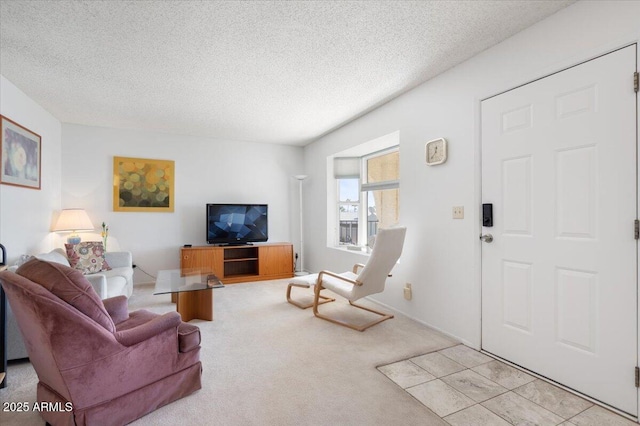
[[65, 241, 112, 275]]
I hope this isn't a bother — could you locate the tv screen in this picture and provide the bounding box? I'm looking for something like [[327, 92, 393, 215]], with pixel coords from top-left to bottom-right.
[[206, 204, 268, 245]]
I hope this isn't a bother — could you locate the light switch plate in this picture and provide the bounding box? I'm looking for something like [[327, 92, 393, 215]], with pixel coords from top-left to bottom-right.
[[452, 206, 464, 219]]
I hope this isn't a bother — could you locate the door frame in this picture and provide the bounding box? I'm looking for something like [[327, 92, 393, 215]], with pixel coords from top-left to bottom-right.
[[474, 42, 639, 419]]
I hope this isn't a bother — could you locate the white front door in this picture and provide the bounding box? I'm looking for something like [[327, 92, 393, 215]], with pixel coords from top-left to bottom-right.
[[481, 45, 637, 415]]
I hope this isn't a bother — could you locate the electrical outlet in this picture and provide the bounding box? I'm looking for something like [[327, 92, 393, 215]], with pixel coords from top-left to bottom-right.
[[404, 283, 412, 300], [452, 206, 464, 219]]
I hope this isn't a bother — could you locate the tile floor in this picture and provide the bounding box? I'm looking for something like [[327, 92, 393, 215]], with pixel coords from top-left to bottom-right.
[[378, 344, 637, 426]]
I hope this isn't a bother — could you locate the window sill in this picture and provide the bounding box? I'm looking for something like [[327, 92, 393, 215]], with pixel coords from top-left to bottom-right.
[[329, 245, 372, 256]]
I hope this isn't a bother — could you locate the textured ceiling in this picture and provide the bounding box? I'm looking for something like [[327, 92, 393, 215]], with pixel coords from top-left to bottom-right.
[[0, 1, 575, 145]]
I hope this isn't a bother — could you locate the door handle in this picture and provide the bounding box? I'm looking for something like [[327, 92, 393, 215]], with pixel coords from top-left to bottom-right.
[[479, 234, 493, 243]]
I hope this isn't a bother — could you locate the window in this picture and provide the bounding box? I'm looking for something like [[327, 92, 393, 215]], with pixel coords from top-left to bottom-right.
[[338, 178, 359, 245], [362, 149, 400, 247], [334, 147, 399, 249]]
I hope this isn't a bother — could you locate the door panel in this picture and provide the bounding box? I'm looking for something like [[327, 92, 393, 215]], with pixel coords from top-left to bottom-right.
[[481, 45, 637, 415]]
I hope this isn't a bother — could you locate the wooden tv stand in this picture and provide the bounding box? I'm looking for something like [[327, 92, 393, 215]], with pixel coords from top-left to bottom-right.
[[180, 243, 293, 284]]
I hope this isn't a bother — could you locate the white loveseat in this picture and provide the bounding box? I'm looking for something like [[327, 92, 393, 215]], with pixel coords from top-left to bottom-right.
[[34, 248, 134, 298], [6, 248, 134, 360]]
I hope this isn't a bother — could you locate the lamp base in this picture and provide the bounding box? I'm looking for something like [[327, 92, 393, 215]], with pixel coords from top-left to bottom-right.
[[294, 271, 309, 276], [67, 235, 81, 245]]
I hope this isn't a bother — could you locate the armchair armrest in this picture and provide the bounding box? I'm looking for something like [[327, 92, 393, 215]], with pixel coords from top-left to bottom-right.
[[114, 311, 181, 347], [352, 263, 365, 274], [318, 270, 362, 286], [84, 274, 108, 299], [103, 295, 129, 324], [351, 263, 391, 277]]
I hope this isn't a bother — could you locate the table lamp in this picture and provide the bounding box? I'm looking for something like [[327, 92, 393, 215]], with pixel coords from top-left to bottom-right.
[[52, 209, 95, 244]]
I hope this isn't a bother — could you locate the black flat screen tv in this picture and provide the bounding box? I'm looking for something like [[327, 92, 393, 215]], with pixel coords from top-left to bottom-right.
[[206, 204, 268, 245]]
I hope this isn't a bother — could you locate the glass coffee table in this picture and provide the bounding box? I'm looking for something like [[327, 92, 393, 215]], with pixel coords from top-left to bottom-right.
[[154, 269, 224, 322]]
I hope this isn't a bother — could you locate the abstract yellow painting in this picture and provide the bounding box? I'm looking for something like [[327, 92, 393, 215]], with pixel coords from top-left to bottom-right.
[[113, 156, 174, 212]]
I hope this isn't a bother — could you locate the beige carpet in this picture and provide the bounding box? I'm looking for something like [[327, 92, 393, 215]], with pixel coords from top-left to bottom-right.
[[0, 279, 459, 425]]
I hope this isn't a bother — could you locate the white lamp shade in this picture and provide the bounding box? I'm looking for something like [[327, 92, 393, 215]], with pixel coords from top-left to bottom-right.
[[52, 209, 95, 232]]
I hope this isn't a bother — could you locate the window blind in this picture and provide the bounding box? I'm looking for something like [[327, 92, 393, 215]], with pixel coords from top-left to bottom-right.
[[333, 157, 360, 178]]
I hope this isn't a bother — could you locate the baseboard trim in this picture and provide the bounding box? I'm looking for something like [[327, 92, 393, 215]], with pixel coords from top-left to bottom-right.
[[363, 296, 476, 349]]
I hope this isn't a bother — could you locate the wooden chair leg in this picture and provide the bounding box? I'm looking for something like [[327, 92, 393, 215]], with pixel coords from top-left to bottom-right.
[[287, 283, 334, 309], [312, 283, 393, 331]]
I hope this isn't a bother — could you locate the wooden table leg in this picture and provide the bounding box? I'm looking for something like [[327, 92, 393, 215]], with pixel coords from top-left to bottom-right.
[[176, 289, 213, 322]]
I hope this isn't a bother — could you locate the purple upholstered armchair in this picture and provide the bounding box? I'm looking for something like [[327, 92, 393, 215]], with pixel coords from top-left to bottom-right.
[[0, 258, 202, 426]]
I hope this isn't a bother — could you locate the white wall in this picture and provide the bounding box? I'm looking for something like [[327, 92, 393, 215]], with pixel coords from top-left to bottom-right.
[[0, 75, 62, 263], [303, 1, 640, 348], [61, 124, 304, 283]]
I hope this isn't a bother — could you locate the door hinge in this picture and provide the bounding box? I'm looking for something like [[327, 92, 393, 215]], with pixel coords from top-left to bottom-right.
[[635, 72, 639, 93], [635, 366, 639, 387], [635, 220, 640, 240]]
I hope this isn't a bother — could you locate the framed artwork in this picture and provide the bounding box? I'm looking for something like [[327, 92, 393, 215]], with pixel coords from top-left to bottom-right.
[[1, 115, 41, 189], [113, 156, 174, 212]]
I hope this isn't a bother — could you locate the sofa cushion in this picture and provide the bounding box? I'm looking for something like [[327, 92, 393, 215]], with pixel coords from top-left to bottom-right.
[[16, 258, 116, 333], [101, 266, 134, 285], [65, 242, 112, 275]]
